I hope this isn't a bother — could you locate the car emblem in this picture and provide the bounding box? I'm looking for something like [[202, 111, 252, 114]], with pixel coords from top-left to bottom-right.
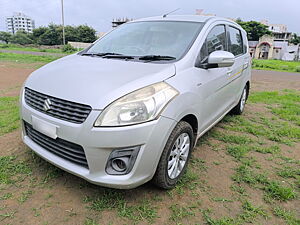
[[43, 98, 52, 111]]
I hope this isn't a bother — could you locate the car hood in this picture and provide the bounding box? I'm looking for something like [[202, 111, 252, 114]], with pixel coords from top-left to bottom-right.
[[25, 54, 176, 109]]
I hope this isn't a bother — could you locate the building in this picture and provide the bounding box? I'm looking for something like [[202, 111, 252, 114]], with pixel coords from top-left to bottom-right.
[[260, 20, 292, 42], [112, 18, 132, 28], [249, 35, 300, 61], [6, 12, 35, 34], [195, 9, 216, 17], [248, 20, 299, 61]]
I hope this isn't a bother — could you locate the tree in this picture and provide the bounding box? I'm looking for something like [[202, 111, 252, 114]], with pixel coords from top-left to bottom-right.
[[30, 24, 97, 45], [38, 24, 61, 45], [237, 20, 272, 41], [10, 31, 34, 45], [64, 25, 79, 42], [290, 33, 300, 45], [0, 31, 12, 44], [32, 27, 48, 44], [76, 25, 97, 43]]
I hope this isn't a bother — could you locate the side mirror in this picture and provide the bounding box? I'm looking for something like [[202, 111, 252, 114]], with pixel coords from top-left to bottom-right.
[[207, 51, 235, 68]]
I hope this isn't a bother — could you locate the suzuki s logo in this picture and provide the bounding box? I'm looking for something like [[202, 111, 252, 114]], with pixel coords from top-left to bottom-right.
[[43, 98, 52, 111]]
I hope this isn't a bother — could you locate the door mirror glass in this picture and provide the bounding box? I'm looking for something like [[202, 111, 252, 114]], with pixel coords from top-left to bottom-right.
[[207, 50, 235, 68]]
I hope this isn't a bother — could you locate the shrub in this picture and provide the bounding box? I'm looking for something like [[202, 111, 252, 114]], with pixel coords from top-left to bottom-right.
[[62, 44, 76, 53]]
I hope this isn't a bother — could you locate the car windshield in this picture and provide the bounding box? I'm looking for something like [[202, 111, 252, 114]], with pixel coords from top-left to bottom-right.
[[85, 21, 204, 60]]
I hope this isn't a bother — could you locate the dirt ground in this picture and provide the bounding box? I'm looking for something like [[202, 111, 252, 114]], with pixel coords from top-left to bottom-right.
[[0, 62, 299, 224]]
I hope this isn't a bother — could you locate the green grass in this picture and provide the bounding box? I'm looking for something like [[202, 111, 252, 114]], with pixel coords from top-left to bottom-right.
[[273, 207, 300, 225], [277, 166, 300, 179], [252, 59, 300, 73], [0, 193, 13, 200], [249, 90, 300, 126], [169, 169, 199, 195], [88, 190, 124, 212], [212, 131, 253, 144], [221, 90, 300, 144], [232, 164, 268, 185], [0, 211, 16, 221], [118, 200, 157, 223], [87, 190, 157, 223], [0, 155, 32, 184], [203, 212, 238, 225], [232, 162, 296, 201], [18, 190, 33, 203], [202, 201, 268, 224], [0, 43, 67, 54], [230, 184, 247, 196], [253, 145, 281, 154], [263, 181, 296, 201], [0, 96, 20, 136], [0, 52, 62, 64], [84, 218, 100, 225], [239, 200, 268, 222], [227, 145, 251, 160], [169, 204, 195, 221]]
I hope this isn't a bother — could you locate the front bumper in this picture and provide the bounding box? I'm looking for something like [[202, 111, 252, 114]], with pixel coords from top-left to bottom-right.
[[21, 95, 177, 189]]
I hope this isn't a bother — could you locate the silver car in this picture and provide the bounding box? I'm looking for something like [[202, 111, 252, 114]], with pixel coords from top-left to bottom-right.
[[21, 15, 251, 189]]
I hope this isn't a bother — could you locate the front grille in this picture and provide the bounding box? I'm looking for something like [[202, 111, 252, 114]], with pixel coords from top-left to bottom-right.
[[24, 122, 89, 168], [24, 88, 92, 124]]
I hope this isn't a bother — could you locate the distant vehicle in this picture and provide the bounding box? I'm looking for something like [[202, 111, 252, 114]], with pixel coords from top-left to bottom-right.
[[20, 15, 251, 189]]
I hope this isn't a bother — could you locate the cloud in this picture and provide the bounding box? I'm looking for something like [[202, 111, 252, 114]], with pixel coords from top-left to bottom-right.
[[0, 0, 299, 34]]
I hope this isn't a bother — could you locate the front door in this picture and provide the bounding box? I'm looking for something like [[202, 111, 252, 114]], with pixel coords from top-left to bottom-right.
[[194, 24, 235, 131]]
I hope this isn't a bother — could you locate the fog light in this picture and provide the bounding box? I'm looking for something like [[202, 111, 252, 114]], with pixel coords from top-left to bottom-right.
[[111, 158, 128, 172], [106, 146, 140, 175]]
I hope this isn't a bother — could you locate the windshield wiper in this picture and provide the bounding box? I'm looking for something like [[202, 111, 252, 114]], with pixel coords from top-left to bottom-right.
[[138, 55, 176, 61], [81, 52, 134, 59], [81, 52, 121, 56]]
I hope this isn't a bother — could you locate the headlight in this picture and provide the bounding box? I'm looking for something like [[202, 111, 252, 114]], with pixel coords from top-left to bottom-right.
[[94, 82, 178, 127]]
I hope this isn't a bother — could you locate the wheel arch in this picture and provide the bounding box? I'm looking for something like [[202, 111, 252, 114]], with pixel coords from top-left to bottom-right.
[[180, 114, 198, 136], [245, 80, 250, 99]]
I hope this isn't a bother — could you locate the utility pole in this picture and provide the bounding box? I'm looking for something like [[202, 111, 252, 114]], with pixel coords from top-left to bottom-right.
[[61, 0, 65, 45]]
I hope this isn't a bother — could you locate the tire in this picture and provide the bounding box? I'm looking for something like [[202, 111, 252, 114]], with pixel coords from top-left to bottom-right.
[[152, 121, 194, 189], [230, 85, 249, 115]]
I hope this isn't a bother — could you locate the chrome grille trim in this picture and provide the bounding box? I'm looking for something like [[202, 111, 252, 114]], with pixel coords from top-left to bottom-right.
[[24, 88, 92, 123]]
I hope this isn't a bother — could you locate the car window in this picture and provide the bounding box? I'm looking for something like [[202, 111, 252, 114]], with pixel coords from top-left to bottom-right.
[[242, 32, 248, 54], [228, 26, 243, 56], [199, 25, 226, 63], [86, 21, 204, 60]]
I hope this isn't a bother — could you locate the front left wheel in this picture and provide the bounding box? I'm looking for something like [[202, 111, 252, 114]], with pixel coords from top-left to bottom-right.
[[152, 121, 194, 189]]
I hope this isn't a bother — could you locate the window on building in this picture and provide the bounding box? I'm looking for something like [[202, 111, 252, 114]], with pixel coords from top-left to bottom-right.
[[228, 26, 243, 56]]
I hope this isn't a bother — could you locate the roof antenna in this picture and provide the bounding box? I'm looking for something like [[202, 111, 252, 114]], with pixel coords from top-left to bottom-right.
[[163, 8, 180, 18]]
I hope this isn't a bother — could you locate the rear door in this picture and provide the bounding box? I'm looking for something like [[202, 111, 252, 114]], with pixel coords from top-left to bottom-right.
[[226, 25, 249, 102]]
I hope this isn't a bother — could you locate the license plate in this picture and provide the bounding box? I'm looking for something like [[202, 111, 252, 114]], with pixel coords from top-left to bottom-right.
[[31, 116, 58, 139]]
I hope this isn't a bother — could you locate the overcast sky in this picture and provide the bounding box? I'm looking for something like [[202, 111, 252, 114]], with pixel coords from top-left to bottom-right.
[[1, 0, 299, 34]]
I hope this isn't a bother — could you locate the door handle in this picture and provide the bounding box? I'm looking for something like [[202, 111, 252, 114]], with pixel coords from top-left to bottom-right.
[[227, 70, 233, 76], [243, 62, 249, 69]]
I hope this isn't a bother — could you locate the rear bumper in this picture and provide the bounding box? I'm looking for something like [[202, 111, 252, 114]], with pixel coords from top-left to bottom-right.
[[21, 92, 177, 189]]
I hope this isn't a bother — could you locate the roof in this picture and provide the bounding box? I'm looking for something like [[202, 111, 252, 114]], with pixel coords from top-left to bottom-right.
[[133, 15, 228, 23], [286, 45, 299, 52], [248, 41, 258, 47], [130, 15, 244, 34], [274, 42, 288, 48]]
